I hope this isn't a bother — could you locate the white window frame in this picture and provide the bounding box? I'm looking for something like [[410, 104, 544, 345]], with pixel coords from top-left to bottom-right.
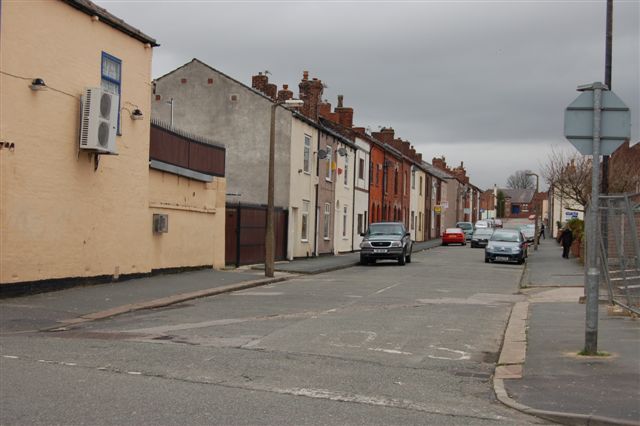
[[301, 200, 309, 241], [323, 203, 331, 240], [325, 147, 332, 181], [343, 155, 349, 186], [342, 205, 348, 238], [303, 135, 311, 173]]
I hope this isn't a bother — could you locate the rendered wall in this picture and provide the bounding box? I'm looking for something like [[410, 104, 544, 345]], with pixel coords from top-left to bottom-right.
[[0, 1, 154, 284], [414, 169, 426, 242], [152, 60, 292, 209], [149, 170, 226, 270], [333, 142, 356, 254], [353, 136, 370, 250], [288, 118, 317, 258]]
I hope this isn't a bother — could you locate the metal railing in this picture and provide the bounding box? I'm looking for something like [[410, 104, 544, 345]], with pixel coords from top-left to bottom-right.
[[598, 192, 640, 315]]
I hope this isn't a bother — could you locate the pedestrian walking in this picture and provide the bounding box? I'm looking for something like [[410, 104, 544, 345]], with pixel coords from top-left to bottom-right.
[[560, 227, 573, 259], [540, 222, 545, 240]]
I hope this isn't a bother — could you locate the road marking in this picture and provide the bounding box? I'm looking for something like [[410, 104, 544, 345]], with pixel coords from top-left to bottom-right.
[[428, 345, 471, 361], [367, 347, 413, 355], [374, 283, 402, 295], [2, 355, 18, 359]]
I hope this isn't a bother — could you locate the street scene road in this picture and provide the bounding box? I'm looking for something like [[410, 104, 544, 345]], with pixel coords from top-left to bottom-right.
[[1, 244, 550, 425]]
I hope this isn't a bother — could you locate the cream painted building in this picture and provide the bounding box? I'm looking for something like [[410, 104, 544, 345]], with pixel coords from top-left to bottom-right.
[[410, 166, 427, 241], [352, 135, 370, 250], [333, 140, 357, 254], [1, 0, 226, 292], [288, 116, 319, 259]]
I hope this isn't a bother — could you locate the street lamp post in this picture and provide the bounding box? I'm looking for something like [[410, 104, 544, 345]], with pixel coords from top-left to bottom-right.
[[526, 173, 540, 251], [265, 99, 304, 278]]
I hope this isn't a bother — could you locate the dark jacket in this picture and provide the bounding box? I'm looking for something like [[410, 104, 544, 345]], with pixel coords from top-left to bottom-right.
[[560, 228, 573, 247]]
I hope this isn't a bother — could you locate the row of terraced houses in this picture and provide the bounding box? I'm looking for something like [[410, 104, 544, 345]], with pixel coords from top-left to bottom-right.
[[1, 0, 484, 294]]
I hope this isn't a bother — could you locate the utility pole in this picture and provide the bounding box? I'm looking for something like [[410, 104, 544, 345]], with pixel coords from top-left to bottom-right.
[[601, 0, 613, 195], [265, 99, 303, 278]]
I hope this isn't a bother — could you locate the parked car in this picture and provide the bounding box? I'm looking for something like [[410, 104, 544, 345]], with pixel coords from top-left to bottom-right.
[[470, 228, 494, 248], [519, 224, 536, 242], [442, 228, 466, 246], [474, 220, 491, 229], [494, 219, 503, 228], [455, 221, 474, 240], [359, 222, 413, 266], [485, 229, 527, 264]]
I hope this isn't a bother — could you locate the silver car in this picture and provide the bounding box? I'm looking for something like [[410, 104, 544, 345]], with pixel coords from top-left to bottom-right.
[[485, 229, 527, 264], [360, 222, 413, 266]]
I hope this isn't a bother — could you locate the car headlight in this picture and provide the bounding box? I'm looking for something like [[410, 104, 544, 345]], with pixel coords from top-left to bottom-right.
[[511, 247, 521, 253], [390, 241, 402, 247], [360, 241, 372, 248]]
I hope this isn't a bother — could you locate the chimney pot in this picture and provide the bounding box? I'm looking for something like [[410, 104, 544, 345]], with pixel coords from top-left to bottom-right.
[[303, 71, 309, 80], [337, 95, 344, 108]]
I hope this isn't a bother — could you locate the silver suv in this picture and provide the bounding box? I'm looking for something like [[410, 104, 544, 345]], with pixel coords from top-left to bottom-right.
[[359, 222, 413, 266]]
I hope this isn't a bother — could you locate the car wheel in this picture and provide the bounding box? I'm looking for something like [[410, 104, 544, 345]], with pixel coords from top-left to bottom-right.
[[398, 250, 406, 266], [442, 242, 448, 246], [518, 257, 525, 265], [360, 255, 368, 265], [462, 241, 467, 246], [485, 256, 490, 263], [406, 251, 412, 263]]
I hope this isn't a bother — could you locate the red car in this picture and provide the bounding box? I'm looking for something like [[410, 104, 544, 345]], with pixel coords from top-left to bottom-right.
[[442, 228, 466, 246]]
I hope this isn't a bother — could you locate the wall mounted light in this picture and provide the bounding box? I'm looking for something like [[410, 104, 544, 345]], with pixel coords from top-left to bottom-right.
[[29, 78, 47, 91], [131, 108, 144, 120]]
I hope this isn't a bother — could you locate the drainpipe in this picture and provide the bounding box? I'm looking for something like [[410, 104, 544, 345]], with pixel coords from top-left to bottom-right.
[[352, 147, 357, 251]]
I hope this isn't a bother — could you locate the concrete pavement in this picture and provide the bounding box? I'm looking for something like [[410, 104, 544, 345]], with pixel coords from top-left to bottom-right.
[[495, 237, 640, 426]]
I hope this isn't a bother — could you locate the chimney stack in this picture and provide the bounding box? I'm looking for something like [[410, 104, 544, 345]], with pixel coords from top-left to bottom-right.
[[277, 84, 293, 102], [372, 127, 395, 144], [298, 71, 324, 121], [251, 72, 268, 94], [335, 95, 354, 128]]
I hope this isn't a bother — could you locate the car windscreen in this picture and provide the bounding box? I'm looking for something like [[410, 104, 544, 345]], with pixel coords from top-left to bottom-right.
[[368, 224, 404, 235], [491, 231, 520, 242], [473, 229, 493, 236], [457, 223, 472, 230]]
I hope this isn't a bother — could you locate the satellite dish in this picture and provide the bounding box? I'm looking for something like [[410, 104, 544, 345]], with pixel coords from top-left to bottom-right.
[[317, 149, 327, 159], [337, 148, 347, 157]]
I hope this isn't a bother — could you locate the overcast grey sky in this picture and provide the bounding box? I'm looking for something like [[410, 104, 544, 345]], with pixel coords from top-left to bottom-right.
[[96, 0, 639, 190]]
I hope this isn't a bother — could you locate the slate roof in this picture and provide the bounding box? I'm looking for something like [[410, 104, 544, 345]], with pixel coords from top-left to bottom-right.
[[501, 188, 535, 203], [62, 0, 159, 46], [421, 161, 454, 180]]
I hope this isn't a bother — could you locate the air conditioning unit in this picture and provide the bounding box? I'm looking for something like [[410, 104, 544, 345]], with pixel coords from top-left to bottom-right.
[[153, 214, 168, 233], [79, 87, 119, 154]]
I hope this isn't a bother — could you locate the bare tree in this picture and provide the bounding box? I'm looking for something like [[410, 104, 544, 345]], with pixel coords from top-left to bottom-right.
[[540, 148, 592, 212], [506, 170, 535, 189]]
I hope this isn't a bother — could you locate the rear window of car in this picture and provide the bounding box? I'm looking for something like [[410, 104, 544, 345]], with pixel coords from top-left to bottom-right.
[[368, 224, 404, 235], [456, 223, 472, 230], [491, 231, 520, 242], [445, 228, 463, 234]]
